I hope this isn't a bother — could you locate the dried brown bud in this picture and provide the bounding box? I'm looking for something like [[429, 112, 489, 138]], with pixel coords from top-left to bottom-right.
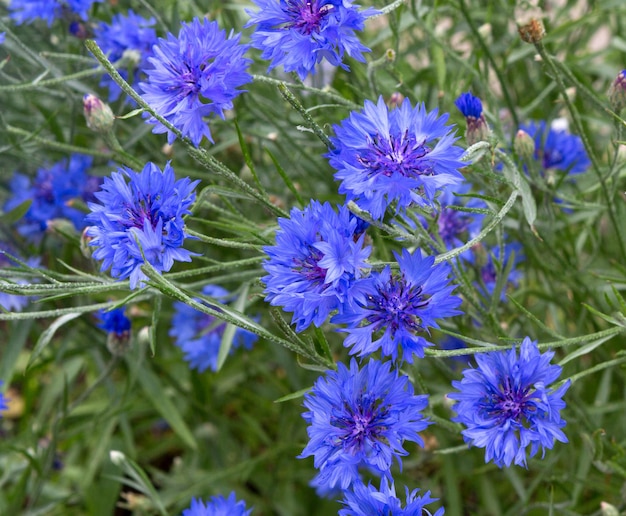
[[518, 18, 546, 44]]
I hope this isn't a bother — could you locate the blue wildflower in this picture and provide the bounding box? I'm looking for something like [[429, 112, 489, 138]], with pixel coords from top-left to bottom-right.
[[170, 285, 258, 373], [262, 200, 371, 333], [328, 96, 466, 220], [0, 382, 7, 413], [4, 154, 100, 241], [245, 0, 376, 80], [449, 337, 570, 468], [139, 18, 252, 147], [455, 91, 489, 145], [0, 245, 39, 312], [85, 162, 198, 290], [182, 493, 252, 516], [520, 120, 590, 175], [0, 33, 5, 44], [9, 0, 101, 25], [97, 307, 131, 338], [94, 10, 158, 102], [299, 358, 431, 492], [333, 249, 462, 363], [339, 478, 445, 516]]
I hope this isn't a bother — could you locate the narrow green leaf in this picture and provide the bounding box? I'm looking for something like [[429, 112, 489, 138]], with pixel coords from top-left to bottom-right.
[[234, 119, 264, 194], [27, 313, 82, 369], [274, 387, 311, 403], [1, 199, 32, 224], [135, 366, 197, 450], [216, 283, 249, 372], [149, 295, 161, 357], [117, 107, 144, 120], [265, 147, 304, 206]]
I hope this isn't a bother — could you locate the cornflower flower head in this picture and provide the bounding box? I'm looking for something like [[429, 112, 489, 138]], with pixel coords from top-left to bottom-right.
[[139, 18, 252, 147], [182, 493, 252, 516], [520, 120, 590, 176], [245, 0, 376, 80], [94, 10, 158, 102], [0, 33, 5, 44], [299, 358, 431, 492], [0, 245, 39, 312], [333, 248, 462, 363], [449, 337, 570, 468], [4, 154, 100, 241], [97, 306, 132, 355], [9, 0, 101, 25], [328, 96, 466, 220], [455, 91, 490, 146], [85, 162, 199, 290], [339, 478, 445, 516], [262, 200, 371, 332], [170, 285, 258, 373]]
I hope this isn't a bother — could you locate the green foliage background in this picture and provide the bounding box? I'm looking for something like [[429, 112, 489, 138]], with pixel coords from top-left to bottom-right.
[[1, 0, 626, 514]]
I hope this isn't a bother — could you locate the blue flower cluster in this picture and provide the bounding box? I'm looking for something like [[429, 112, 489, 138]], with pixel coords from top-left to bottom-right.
[[9, 0, 101, 25], [5, 154, 100, 241], [300, 359, 431, 491], [94, 10, 158, 102], [246, 0, 377, 80], [328, 97, 466, 220], [519, 120, 590, 175], [86, 162, 198, 289], [262, 200, 371, 332], [449, 337, 570, 468], [170, 285, 258, 372], [139, 18, 252, 147]]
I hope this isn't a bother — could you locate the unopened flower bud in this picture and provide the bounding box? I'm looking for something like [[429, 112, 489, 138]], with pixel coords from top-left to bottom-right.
[[389, 92, 404, 109], [455, 92, 490, 146], [83, 94, 115, 134], [514, 129, 536, 162], [518, 18, 546, 44], [600, 501, 619, 516], [109, 450, 126, 466], [80, 227, 94, 258], [608, 69, 626, 112]]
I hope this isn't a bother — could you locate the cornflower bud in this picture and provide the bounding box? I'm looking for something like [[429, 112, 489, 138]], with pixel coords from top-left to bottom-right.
[[608, 70, 626, 112], [514, 129, 536, 162], [455, 92, 490, 146], [518, 18, 546, 44], [83, 94, 115, 134]]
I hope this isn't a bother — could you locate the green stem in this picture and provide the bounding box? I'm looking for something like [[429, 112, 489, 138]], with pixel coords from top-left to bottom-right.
[[276, 82, 333, 149], [434, 188, 519, 264], [0, 67, 104, 92], [562, 355, 626, 386], [533, 41, 626, 261]]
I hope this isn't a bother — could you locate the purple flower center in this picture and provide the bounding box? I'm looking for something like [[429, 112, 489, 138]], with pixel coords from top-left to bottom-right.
[[284, 0, 332, 35], [295, 247, 328, 285], [332, 394, 386, 454], [173, 62, 201, 100], [124, 196, 161, 230], [358, 131, 433, 178], [366, 276, 429, 335], [484, 378, 535, 424]]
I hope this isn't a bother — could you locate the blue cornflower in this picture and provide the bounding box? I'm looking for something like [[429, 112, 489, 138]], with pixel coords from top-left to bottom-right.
[[94, 10, 158, 102], [245, 0, 376, 80], [4, 154, 100, 241], [339, 478, 445, 516], [182, 493, 252, 516], [9, 0, 101, 25], [262, 200, 371, 333], [97, 307, 131, 338], [454, 92, 483, 119], [0, 33, 5, 44], [85, 162, 199, 289], [170, 285, 258, 373], [0, 245, 39, 312], [299, 358, 431, 492], [328, 96, 466, 220], [333, 249, 462, 363], [449, 337, 570, 468], [520, 120, 590, 175], [139, 18, 252, 147]]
